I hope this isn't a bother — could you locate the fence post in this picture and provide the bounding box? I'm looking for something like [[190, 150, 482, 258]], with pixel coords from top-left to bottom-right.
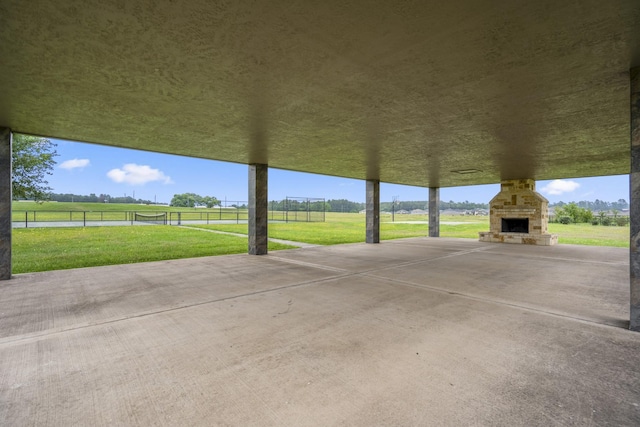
[[83, 211, 86, 227], [131, 212, 133, 225], [236, 208, 239, 224], [25, 211, 28, 228]]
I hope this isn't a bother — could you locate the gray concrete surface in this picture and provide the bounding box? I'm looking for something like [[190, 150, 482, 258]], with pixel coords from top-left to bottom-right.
[[1, 238, 639, 426]]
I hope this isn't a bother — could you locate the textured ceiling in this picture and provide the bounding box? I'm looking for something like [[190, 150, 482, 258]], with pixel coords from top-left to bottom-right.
[[0, 0, 639, 188]]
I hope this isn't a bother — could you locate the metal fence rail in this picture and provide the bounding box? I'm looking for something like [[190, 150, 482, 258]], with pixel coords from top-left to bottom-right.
[[269, 197, 326, 222], [12, 209, 249, 228], [168, 210, 247, 225], [13, 198, 326, 228]]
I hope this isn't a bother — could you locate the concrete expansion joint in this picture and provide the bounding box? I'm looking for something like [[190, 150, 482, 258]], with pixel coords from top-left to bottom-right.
[[510, 254, 628, 267], [267, 255, 348, 273], [353, 245, 498, 276], [272, 244, 498, 278], [0, 272, 353, 347], [365, 273, 629, 331]]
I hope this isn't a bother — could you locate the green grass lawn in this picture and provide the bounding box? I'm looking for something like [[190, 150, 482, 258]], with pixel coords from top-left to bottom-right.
[[190, 212, 435, 244], [12, 226, 294, 273], [547, 223, 629, 247], [11, 207, 630, 274], [192, 213, 630, 247], [191, 212, 488, 243]]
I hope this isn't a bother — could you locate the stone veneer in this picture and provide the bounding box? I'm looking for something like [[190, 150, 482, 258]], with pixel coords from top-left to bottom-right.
[[479, 179, 558, 246]]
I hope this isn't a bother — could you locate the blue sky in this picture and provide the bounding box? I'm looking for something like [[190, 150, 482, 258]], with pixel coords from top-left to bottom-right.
[[50, 139, 629, 205]]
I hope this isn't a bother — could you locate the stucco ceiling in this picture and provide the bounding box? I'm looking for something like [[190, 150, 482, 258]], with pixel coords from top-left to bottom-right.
[[1, 0, 639, 188]]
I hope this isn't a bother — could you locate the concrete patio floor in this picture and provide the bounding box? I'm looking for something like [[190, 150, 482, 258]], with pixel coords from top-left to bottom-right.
[[1, 237, 639, 426]]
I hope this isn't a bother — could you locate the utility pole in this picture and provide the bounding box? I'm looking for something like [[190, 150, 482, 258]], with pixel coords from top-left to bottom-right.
[[392, 195, 399, 222]]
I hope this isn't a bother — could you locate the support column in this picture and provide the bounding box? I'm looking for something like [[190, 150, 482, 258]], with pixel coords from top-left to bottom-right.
[[0, 128, 11, 280], [366, 179, 379, 243], [429, 187, 440, 237], [248, 164, 268, 255], [631, 67, 640, 330]]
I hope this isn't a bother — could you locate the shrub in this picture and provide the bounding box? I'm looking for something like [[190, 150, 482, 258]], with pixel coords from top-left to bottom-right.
[[616, 217, 629, 226], [581, 209, 594, 223], [558, 216, 573, 225], [554, 203, 593, 224]]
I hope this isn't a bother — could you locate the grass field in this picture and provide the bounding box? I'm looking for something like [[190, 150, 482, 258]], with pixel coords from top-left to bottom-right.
[[12, 227, 294, 274], [10, 203, 630, 273], [191, 212, 630, 247]]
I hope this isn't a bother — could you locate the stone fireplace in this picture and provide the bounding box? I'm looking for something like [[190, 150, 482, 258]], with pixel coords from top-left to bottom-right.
[[479, 179, 558, 245]]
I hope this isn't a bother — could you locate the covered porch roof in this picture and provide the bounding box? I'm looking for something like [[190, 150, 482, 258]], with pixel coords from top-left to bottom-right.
[[1, 1, 639, 186]]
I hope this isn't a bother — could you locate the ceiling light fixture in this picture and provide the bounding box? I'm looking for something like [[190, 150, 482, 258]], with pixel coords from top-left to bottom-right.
[[452, 169, 481, 174]]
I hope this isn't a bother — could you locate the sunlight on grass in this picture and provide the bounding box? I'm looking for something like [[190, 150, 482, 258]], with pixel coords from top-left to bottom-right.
[[12, 212, 629, 274], [195, 213, 628, 247], [13, 226, 294, 273], [548, 223, 629, 247]]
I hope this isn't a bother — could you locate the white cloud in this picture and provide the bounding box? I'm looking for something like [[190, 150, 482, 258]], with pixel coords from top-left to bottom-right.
[[59, 158, 90, 170], [540, 179, 580, 195], [107, 163, 173, 185]]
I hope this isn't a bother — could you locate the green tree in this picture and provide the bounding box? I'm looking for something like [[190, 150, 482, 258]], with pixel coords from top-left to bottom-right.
[[201, 196, 220, 208], [327, 199, 364, 213], [171, 193, 199, 207], [12, 134, 58, 201], [554, 202, 593, 223], [170, 193, 219, 208]]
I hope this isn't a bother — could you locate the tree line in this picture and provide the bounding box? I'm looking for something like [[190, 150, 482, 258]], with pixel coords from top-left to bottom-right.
[[269, 199, 331, 212], [170, 193, 220, 208], [552, 202, 629, 226], [49, 193, 154, 204], [9, 133, 632, 216], [550, 199, 628, 211], [37, 193, 633, 221]]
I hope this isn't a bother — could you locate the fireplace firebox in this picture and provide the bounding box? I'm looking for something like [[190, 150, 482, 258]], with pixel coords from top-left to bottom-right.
[[502, 218, 528, 233]]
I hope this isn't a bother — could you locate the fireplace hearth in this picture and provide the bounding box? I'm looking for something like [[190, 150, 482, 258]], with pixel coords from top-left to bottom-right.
[[479, 179, 558, 245]]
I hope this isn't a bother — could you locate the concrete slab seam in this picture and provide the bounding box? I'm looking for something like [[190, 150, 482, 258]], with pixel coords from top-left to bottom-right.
[[0, 246, 503, 346], [0, 271, 356, 347], [355, 245, 498, 276], [360, 273, 630, 331], [266, 256, 349, 273]]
